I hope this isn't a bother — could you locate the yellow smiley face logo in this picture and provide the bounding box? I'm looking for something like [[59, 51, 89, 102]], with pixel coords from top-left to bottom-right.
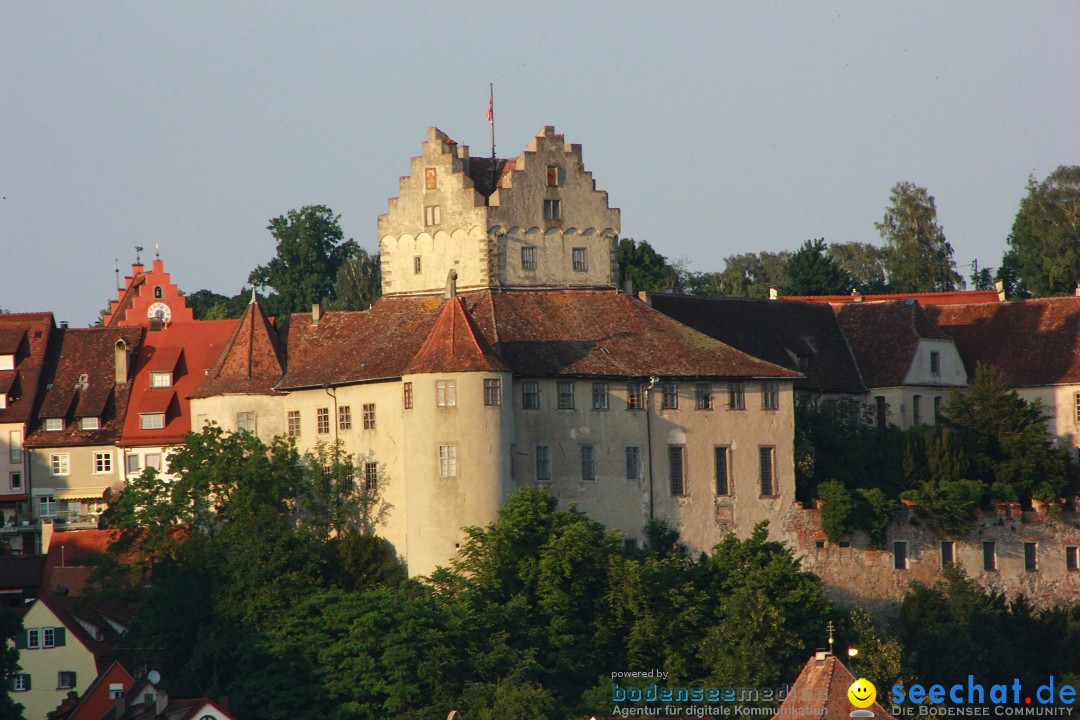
[[848, 678, 876, 709]]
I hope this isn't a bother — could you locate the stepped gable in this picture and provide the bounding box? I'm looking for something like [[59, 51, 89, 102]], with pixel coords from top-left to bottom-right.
[[649, 295, 865, 394], [926, 296, 1080, 386], [466, 156, 514, 198], [104, 259, 195, 327], [276, 295, 445, 389], [0, 312, 55, 425], [463, 289, 799, 379], [771, 653, 895, 719], [191, 296, 286, 397], [404, 296, 507, 374], [833, 300, 949, 387], [26, 326, 143, 447]]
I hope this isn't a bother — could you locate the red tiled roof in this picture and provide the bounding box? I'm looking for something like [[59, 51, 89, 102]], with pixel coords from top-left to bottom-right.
[[25, 327, 143, 447], [0, 312, 55, 425], [0, 328, 26, 354], [833, 300, 950, 387], [0, 555, 45, 591], [926, 296, 1080, 386], [120, 320, 235, 445], [404, 297, 508, 374], [42, 529, 123, 596], [0, 370, 14, 394], [785, 289, 1001, 306], [50, 660, 134, 720], [648, 294, 865, 394], [771, 653, 895, 719], [190, 298, 286, 398]]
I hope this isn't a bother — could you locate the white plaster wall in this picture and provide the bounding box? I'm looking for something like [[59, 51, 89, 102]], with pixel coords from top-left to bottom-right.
[[497, 227, 617, 288], [17, 601, 100, 720], [26, 444, 122, 518], [379, 227, 489, 295], [1017, 384, 1080, 454], [903, 338, 968, 387], [189, 395, 287, 445]]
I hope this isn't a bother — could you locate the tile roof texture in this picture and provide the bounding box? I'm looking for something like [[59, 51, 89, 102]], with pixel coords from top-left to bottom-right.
[[833, 300, 950, 388], [926, 296, 1080, 386], [0, 312, 55, 425], [784, 289, 1001, 306], [42, 529, 124, 597], [771, 653, 895, 719], [0, 554, 45, 592], [648, 294, 865, 394], [404, 296, 508, 374], [25, 326, 143, 447], [190, 298, 286, 398]]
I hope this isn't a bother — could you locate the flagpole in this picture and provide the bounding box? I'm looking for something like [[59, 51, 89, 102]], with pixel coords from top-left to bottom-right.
[[489, 82, 495, 159]]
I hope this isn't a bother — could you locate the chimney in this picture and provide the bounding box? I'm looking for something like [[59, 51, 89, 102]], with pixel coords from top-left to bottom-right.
[[1075, 282, 1080, 298], [996, 279, 1006, 302], [60, 321, 69, 329], [41, 520, 54, 554], [114, 339, 129, 385], [851, 289, 863, 303], [312, 303, 322, 326], [769, 287, 778, 300], [637, 290, 652, 306], [444, 270, 458, 299], [622, 272, 633, 296]]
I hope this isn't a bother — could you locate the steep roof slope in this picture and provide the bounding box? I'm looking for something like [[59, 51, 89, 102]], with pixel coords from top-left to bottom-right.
[[771, 653, 895, 719], [926, 297, 1080, 386], [649, 295, 865, 393], [833, 300, 949, 387], [0, 312, 55, 425], [190, 298, 285, 397], [404, 296, 507, 374]]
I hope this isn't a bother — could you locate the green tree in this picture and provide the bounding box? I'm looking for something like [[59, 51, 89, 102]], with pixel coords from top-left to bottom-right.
[[876, 182, 964, 292], [0, 608, 24, 720], [1007, 165, 1080, 296], [712, 251, 791, 297], [328, 247, 382, 310], [617, 238, 680, 292], [785, 238, 854, 295], [827, 241, 888, 293], [249, 205, 357, 315], [996, 249, 1030, 299]]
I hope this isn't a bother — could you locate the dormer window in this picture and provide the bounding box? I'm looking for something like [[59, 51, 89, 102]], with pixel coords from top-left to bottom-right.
[[0, 354, 13, 371], [78, 373, 89, 385], [0, 394, 6, 410], [80, 417, 100, 431], [44, 418, 63, 432], [140, 413, 165, 430], [150, 372, 173, 388]]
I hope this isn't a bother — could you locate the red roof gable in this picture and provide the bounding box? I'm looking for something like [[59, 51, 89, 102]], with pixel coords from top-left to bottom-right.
[[0, 312, 55, 425], [404, 297, 508, 374], [772, 653, 895, 719], [190, 297, 286, 398], [833, 300, 950, 387], [104, 259, 195, 327], [121, 320, 235, 446], [49, 660, 135, 720], [926, 296, 1080, 387], [785, 289, 1001, 306]]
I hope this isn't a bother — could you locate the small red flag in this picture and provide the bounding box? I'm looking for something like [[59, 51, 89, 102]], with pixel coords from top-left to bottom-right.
[[487, 97, 493, 124]]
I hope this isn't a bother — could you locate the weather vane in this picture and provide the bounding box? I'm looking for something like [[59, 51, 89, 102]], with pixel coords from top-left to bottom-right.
[[135, 245, 144, 264]]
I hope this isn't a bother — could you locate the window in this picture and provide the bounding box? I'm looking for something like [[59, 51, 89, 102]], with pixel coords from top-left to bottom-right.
[[1075, 392, 1080, 423], [557, 381, 575, 410], [759, 446, 776, 497], [572, 247, 587, 271], [334, 406, 349, 431], [93, 451, 112, 474], [535, 445, 551, 483], [27, 628, 40, 648], [930, 351, 940, 375], [522, 381, 540, 409], [287, 410, 301, 437], [364, 462, 378, 492], [695, 382, 713, 410], [436, 380, 456, 407], [150, 371, 172, 388], [425, 166, 437, 190], [10, 472, 21, 490], [893, 541, 908, 570], [12, 674, 29, 692], [1067, 546, 1079, 572], [42, 627, 56, 648], [9, 431, 21, 463], [413, 256, 422, 274], [934, 396, 942, 420], [941, 541, 955, 567], [521, 246, 536, 270], [625, 446, 642, 480], [484, 378, 501, 406], [58, 671, 76, 689], [362, 403, 375, 430], [316, 408, 329, 434], [140, 413, 165, 430], [153, 285, 163, 299], [543, 198, 561, 220], [580, 445, 596, 482], [109, 683, 124, 699], [438, 444, 457, 478], [50, 454, 69, 477], [424, 205, 441, 226], [626, 382, 644, 410], [592, 383, 609, 410], [669, 445, 686, 496], [661, 382, 678, 410], [45, 417, 63, 431], [1025, 542, 1038, 571], [761, 381, 779, 410], [912, 395, 922, 425], [235, 412, 255, 433], [728, 382, 745, 410], [983, 541, 997, 571], [546, 165, 560, 186], [875, 396, 887, 430], [145, 453, 162, 471], [403, 382, 413, 409], [715, 446, 731, 496], [126, 455, 140, 474], [79, 416, 99, 430]]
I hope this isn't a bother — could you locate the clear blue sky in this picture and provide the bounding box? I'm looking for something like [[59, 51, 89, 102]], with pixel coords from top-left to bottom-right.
[[2, 2, 1077, 326]]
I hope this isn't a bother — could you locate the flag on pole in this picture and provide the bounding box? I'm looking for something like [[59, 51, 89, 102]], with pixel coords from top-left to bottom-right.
[[487, 96, 493, 124]]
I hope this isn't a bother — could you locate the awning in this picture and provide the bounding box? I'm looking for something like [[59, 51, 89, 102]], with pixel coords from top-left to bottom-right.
[[54, 487, 109, 500]]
